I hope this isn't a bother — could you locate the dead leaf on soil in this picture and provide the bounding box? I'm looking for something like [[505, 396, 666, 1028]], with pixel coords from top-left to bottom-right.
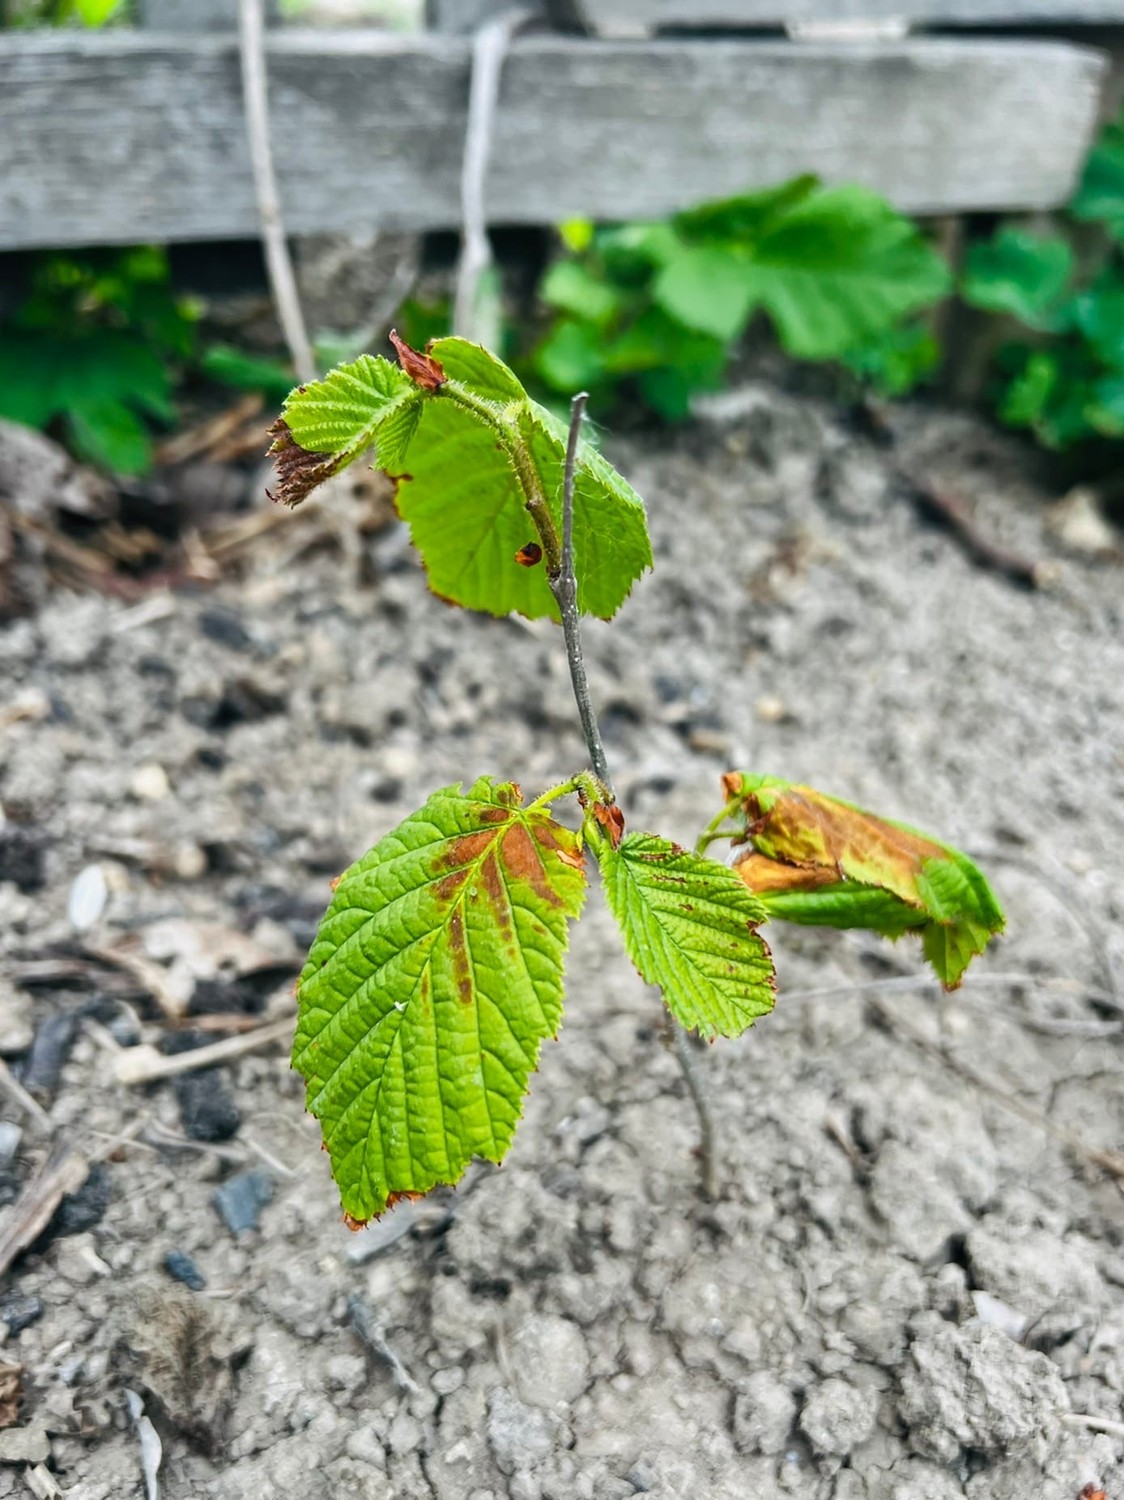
[[0, 1361, 22, 1428]]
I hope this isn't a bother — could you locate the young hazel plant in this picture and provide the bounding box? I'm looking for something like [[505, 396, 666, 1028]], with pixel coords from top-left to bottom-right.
[[269, 333, 1005, 1227]]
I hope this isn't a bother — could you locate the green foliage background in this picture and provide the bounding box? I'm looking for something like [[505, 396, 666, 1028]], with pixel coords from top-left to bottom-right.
[[7, 108, 1124, 474]]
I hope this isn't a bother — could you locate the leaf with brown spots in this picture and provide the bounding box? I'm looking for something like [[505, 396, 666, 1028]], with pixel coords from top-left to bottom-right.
[[588, 826, 775, 1041], [271, 336, 651, 620], [723, 773, 1005, 988], [292, 778, 586, 1224]]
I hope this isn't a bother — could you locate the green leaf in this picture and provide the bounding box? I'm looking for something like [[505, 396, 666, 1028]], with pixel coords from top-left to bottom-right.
[[71, 333, 175, 423], [961, 229, 1073, 331], [593, 829, 775, 1040], [74, 0, 121, 25], [637, 366, 711, 422], [66, 401, 151, 475], [603, 308, 726, 380], [757, 882, 926, 938], [843, 320, 941, 398], [293, 778, 587, 1224], [202, 344, 295, 402], [1086, 373, 1124, 437], [0, 329, 172, 473], [653, 245, 757, 342], [658, 182, 950, 360], [282, 353, 417, 455], [598, 222, 683, 280], [1070, 113, 1124, 240], [739, 187, 951, 359], [725, 774, 1005, 989], [534, 318, 609, 394], [0, 332, 63, 428], [673, 176, 821, 246], [558, 218, 595, 254], [1070, 285, 1124, 367], [273, 336, 652, 620], [540, 260, 623, 326], [523, 402, 652, 615], [998, 350, 1060, 430]]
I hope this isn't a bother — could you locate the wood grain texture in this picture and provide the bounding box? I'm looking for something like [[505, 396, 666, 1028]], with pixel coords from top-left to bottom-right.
[[0, 31, 1106, 250], [578, 0, 1124, 31]]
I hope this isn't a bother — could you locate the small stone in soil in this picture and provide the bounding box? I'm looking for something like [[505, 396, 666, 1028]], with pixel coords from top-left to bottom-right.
[[20, 1011, 78, 1104], [48, 1162, 111, 1239], [163, 1250, 207, 1291], [0, 825, 48, 892], [0, 1122, 21, 1166], [67, 863, 109, 932], [0, 1425, 50, 1465], [199, 607, 253, 652], [0, 1293, 45, 1336], [105, 1009, 142, 1048], [175, 1069, 242, 1142], [212, 1169, 273, 1235]]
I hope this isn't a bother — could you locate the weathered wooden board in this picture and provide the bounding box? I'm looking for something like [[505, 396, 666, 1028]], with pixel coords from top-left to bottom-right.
[[137, 0, 236, 29], [138, 0, 278, 29], [0, 32, 1105, 250], [426, 0, 537, 30], [578, 0, 1124, 32]]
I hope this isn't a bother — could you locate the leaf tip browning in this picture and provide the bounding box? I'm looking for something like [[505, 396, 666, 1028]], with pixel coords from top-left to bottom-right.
[[265, 416, 343, 508], [390, 329, 447, 391]]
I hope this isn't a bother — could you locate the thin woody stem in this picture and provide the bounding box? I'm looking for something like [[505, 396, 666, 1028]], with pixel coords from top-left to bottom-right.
[[669, 1021, 719, 1201], [551, 392, 718, 1199], [548, 392, 614, 797]]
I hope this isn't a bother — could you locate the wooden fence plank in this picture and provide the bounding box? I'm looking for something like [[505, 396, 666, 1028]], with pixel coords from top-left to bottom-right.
[[137, 0, 279, 31], [0, 32, 1105, 250], [426, 0, 534, 30], [578, 0, 1124, 31], [137, 0, 238, 29]]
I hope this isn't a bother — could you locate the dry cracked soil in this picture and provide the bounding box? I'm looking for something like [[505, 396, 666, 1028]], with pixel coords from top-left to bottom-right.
[[0, 383, 1122, 1500]]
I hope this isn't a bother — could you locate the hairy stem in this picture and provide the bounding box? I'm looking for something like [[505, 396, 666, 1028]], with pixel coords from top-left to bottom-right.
[[695, 798, 745, 857], [548, 393, 613, 795]]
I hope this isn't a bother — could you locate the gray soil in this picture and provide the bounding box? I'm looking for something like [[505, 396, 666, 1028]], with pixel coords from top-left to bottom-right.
[[0, 383, 1122, 1500]]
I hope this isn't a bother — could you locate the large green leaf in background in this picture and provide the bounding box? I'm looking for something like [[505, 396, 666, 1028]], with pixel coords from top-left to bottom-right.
[[0, 330, 174, 474], [272, 336, 652, 621], [657, 184, 951, 360], [593, 829, 776, 1040], [293, 779, 587, 1224]]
